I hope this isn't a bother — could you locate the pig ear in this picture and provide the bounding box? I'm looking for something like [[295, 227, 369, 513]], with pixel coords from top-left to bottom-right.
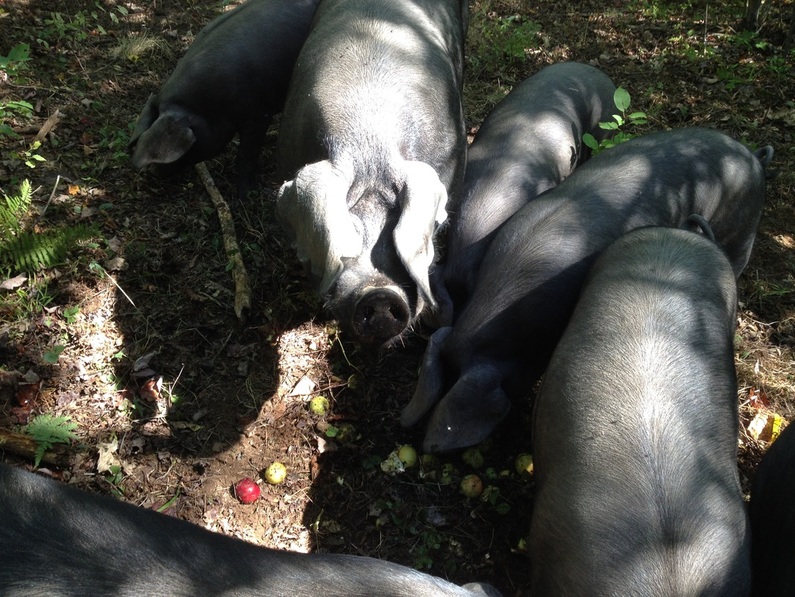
[[129, 94, 159, 147], [277, 160, 363, 295], [394, 161, 448, 308], [131, 112, 196, 168], [754, 145, 774, 170], [422, 366, 510, 453], [401, 326, 452, 427]]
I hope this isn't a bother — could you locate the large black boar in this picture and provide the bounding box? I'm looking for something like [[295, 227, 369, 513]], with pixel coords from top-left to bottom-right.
[[403, 127, 772, 452], [749, 419, 795, 596], [0, 463, 500, 597], [529, 226, 750, 595], [433, 62, 617, 326], [129, 0, 320, 200], [277, 0, 468, 347]]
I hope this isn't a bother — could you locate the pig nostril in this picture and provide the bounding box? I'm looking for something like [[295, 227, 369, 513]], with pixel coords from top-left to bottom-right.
[[352, 288, 411, 342]]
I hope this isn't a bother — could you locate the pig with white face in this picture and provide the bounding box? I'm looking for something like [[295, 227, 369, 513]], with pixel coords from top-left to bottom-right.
[[749, 419, 795, 596], [403, 127, 772, 452], [530, 226, 751, 595], [434, 61, 617, 326], [0, 463, 502, 597], [129, 0, 320, 200], [277, 0, 468, 347]]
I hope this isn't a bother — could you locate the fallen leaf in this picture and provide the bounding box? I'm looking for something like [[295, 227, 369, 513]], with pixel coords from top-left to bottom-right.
[[290, 375, 317, 396], [748, 387, 770, 408], [0, 274, 27, 290], [748, 411, 784, 443], [140, 378, 161, 402], [96, 438, 121, 474]]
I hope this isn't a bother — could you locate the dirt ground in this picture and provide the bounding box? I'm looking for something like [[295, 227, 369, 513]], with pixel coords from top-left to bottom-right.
[[1, 0, 794, 594]]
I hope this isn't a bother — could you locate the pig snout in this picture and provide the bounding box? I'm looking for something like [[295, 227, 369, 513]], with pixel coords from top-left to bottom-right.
[[352, 287, 411, 344]]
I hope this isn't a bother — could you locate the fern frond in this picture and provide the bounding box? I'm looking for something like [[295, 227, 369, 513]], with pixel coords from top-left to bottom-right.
[[0, 179, 32, 238], [0, 224, 97, 272]]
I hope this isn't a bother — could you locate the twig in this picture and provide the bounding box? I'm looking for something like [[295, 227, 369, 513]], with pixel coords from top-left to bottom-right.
[[38, 174, 61, 220], [0, 428, 71, 467], [195, 162, 251, 322], [89, 263, 136, 307]]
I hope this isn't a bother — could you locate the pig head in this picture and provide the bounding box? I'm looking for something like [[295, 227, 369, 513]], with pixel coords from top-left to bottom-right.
[[129, 0, 320, 200], [404, 127, 773, 452], [278, 159, 448, 344], [277, 0, 468, 347]]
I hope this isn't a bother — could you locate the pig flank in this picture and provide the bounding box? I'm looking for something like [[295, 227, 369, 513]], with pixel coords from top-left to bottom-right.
[[434, 62, 618, 326], [749, 420, 795, 596], [0, 464, 501, 597], [277, 0, 468, 347], [530, 227, 750, 595], [404, 127, 772, 452], [129, 0, 320, 200]]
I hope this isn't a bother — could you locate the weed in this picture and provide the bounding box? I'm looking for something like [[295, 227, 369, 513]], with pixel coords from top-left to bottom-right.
[[0, 42, 31, 77], [11, 140, 47, 169], [43, 345, 65, 363], [63, 305, 80, 324], [23, 413, 78, 467], [583, 87, 648, 155], [467, 7, 540, 83], [97, 124, 130, 162], [0, 44, 35, 139], [0, 180, 98, 273], [35, 4, 127, 50], [105, 464, 126, 497]]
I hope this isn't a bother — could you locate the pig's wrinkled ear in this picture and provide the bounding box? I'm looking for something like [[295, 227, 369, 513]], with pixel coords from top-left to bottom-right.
[[277, 160, 362, 295], [129, 94, 158, 148], [401, 326, 452, 427], [131, 112, 196, 168], [394, 160, 448, 308], [422, 365, 510, 453]]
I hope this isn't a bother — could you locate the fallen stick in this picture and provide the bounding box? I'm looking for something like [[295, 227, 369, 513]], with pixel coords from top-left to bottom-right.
[[195, 162, 251, 322], [0, 428, 70, 467]]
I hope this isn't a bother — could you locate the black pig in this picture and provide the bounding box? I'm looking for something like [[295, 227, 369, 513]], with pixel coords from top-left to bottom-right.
[[403, 127, 772, 452], [277, 0, 468, 347], [530, 226, 751, 595], [433, 62, 617, 326], [749, 418, 795, 596], [0, 463, 500, 597], [130, 0, 320, 200]]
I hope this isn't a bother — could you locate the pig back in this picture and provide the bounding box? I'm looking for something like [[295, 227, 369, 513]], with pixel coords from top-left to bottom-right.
[[531, 226, 750, 596], [277, 0, 467, 194]]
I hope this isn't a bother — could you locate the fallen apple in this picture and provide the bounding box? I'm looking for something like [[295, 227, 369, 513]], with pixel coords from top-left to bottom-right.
[[234, 477, 261, 504], [460, 473, 484, 498], [264, 462, 287, 485]]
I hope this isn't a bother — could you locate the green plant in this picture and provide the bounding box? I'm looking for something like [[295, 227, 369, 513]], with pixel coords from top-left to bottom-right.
[[0, 42, 31, 76], [467, 8, 541, 81], [36, 4, 128, 50], [0, 180, 98, 273], [63, 305, 80, 324], [12, 140, 47, 168], [23, 413, 78, 467], [97, 124, 130, 161], [43, 344, 66, 363], [583, 87, 648, 155]]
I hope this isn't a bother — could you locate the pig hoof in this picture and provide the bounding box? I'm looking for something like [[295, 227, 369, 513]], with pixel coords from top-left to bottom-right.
[[352, 288, 410, 343]]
